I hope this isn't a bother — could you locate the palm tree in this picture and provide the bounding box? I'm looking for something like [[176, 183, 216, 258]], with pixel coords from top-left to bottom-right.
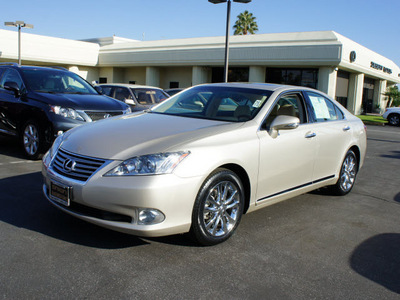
[[233, 10, 258, 35], [383, 86, 400, 107]]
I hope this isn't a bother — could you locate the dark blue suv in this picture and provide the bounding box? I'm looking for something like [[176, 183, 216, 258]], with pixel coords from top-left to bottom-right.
[[0, 63, 131, 159]]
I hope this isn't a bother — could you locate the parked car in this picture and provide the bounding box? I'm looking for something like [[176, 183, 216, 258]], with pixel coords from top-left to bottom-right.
[[164, 88, 184, 97], [42, 83, 367, 245], [98, 83, 169, 111], [382, 107, 400, 126], [0, 63, 131, 159]]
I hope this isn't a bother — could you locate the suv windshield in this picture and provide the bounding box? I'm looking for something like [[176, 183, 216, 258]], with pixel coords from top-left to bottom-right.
[[151, 86, 272, 122], [21, 69, 98, 95]]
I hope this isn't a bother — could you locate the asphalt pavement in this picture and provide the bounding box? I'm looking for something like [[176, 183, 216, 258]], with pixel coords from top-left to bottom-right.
[[0, 125, 399, 299]]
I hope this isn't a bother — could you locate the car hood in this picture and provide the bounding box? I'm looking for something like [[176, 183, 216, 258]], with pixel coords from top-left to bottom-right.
[[31, 92, 127, 110], [60, 112, 244, 160]]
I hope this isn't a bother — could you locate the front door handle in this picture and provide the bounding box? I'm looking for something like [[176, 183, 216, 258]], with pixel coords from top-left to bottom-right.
[[343, 126, 351, 131], [305, 132, 316, 139]]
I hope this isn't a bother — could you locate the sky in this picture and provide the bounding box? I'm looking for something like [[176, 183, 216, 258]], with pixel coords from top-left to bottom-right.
[[1, 0, 400, 66]]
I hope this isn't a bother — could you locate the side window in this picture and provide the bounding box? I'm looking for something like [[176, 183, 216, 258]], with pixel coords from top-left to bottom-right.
[[0, 69, 24, 91], [100, 86, 113, 97], [264, 93, 307, 129], [306, 92, 344, 122], [114, 87, 131, 101]]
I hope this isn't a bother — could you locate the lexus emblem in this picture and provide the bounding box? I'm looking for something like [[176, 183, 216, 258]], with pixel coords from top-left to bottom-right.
[[103, 113, 112, 119], [63, 159, 76, 173]]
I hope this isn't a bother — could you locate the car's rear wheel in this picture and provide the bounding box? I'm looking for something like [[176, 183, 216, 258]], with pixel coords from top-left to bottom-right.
[[190, 168, 244, 246], [21, 120, 44, 160], [330, 150, 358, 196], [388, 114, 400, 126]]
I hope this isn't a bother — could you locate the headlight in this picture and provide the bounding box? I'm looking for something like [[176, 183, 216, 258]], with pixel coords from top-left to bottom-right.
[[50, 105, 85, 121], [104, 151, 190, 176], [43, 134, 64, 167]]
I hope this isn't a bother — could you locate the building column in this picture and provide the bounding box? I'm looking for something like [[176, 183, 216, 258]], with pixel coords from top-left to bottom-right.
[[146, 67, 160, 87], [249, 66, 266, 83], [192, 66, 209, 86], [374, 79, 387, 113], [347, 73, 364, 115], [317, 67, 337, 99]]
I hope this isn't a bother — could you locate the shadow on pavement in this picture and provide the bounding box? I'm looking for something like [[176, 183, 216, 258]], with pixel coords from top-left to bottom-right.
[[0, 135, 26, 160], [0, 171, 155, 249], [394, 192, 400, 203], [381, 151, 400, 160], [350, 233, 400, 294]]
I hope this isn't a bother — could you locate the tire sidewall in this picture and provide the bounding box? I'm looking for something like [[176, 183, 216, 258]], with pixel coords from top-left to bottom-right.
[[334, 150, 358, 196], [191, 168, 244, 246]]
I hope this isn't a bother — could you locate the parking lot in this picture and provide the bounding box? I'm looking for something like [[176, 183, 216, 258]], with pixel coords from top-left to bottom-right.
[[0, 125, 399, 299]]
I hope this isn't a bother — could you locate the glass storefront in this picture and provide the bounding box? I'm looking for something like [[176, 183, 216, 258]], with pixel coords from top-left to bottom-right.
[[211, 67, 249, 83], [265, 68, 318, 89]]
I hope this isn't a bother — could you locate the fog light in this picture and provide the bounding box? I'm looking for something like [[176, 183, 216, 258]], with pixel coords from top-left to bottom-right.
[[138, 209, 165, 225], [57, 131, 64, 136]]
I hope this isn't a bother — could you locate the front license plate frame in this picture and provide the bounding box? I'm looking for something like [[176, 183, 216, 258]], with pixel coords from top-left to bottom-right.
[[50, 181, 72, 207]]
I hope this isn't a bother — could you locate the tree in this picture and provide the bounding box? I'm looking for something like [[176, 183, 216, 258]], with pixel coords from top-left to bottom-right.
[[383, 86, 400, 107], [233, 10, 258, 35]]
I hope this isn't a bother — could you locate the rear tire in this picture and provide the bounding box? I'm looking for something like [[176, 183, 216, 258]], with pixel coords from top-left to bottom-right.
[[387, 114, 400, 126], [21, 120, 44, 160], [190, 168, 244, 246], [330, 150, 358, 196]]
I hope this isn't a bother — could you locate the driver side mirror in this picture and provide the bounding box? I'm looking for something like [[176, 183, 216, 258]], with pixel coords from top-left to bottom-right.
[[269, 115, 300, 138], [4, 81, 21, 98]]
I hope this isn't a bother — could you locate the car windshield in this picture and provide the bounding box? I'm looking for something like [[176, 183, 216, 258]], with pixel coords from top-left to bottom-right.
[[21, 69, 98, 95], [151, 86, 272, 122], [131, 88, 169, 105]]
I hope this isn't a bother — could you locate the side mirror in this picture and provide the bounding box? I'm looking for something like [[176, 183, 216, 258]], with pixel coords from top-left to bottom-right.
[[269, 115, 300, 138], [125, 98, 136, 106], [94, 86, 103, 94], [4, 81, 21, 97]]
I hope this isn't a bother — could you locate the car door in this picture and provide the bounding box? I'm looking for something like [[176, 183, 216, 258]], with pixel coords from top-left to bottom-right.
[[304, 91, 353, 181], [0, 68, 26, 136], [256, 92, 317, 202]]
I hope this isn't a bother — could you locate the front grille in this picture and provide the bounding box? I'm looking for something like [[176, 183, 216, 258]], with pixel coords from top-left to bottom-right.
[[51, 148, 107, 182], [84, 111, 123, 122]]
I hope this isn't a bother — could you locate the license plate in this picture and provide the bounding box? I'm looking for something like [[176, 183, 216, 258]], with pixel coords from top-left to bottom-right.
[[50, 181, 72, 206]]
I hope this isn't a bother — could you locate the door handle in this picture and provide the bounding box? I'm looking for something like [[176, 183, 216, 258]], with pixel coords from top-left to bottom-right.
[[305, 132, 316, 139], [343, 126, 351, 131]]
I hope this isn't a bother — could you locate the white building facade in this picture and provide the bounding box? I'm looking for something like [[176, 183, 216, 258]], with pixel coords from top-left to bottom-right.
[[1, 29, 399, 114]]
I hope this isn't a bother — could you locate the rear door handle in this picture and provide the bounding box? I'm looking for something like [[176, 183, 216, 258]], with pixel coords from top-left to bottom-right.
[[343, 126, 351, 131], [305, 132, 316, 139]]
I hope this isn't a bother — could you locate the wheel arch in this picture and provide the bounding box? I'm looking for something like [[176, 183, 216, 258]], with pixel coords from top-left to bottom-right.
[[219, 163, 251, 214], [349, 145, 361, 172]]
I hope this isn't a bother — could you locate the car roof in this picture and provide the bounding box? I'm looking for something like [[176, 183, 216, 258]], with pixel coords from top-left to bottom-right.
[[194, 82, 320, 93], [0, 63, 69, 72], [98, 83, 163, 90]]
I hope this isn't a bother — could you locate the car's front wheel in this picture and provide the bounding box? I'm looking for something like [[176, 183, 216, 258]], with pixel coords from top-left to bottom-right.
[[387, 114, 400, 126], [21, 120, 44, 160], [330, 150, 358, 196], [190, 168, 244, 246]]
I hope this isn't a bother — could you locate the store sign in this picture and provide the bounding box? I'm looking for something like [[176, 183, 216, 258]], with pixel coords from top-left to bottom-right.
[[370, 61, 392, 74]]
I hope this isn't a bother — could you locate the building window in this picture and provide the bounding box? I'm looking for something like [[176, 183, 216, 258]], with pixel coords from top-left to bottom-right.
[[169, 81, 179, 88], [211, 67, 249, 83], [266, 68, 318, 89], [336, 70, 350, 109], [99, 77, 107, 84], [129, 81, 136, 84]]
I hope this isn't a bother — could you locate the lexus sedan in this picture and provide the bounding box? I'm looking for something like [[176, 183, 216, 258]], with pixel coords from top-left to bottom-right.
[[42, 83, 367, 245]]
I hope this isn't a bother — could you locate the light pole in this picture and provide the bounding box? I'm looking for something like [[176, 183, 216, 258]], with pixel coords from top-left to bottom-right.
[[208, 0, 251, 82], [4, 21, 34, 65]]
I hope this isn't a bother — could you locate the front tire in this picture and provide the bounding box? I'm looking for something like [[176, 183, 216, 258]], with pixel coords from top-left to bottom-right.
[[190, 168, 244, 246], [21, 120, 44, 160], [387, 114, 400, 126], [330, 150, 358, 196]]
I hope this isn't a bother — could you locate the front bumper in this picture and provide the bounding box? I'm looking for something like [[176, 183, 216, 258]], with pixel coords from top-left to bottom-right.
[[42, 161, 203, 237]]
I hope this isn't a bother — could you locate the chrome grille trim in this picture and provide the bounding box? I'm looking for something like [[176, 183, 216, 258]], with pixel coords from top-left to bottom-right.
[[84, 111, 123, 122], [51, 148, 108, 182]]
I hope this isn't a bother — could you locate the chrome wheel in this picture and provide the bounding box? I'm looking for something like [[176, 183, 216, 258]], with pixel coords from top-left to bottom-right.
[[24, 124, 39, 156], [331, 150, 358, 196], [203, 181, 240, 237], [339, 154, 357, 192], [191, 169, 244, 246]]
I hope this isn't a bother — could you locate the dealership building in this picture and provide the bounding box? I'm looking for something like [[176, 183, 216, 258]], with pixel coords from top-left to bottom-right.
[[1, 29, 399, 114]]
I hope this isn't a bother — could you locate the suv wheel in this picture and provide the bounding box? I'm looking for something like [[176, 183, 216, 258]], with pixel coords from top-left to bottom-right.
[[388, 114, 400, 126], [21, 120, 44, 160]]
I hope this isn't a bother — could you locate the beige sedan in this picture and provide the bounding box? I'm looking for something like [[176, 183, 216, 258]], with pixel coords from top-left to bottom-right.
[[42, 83, 367, 245]]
